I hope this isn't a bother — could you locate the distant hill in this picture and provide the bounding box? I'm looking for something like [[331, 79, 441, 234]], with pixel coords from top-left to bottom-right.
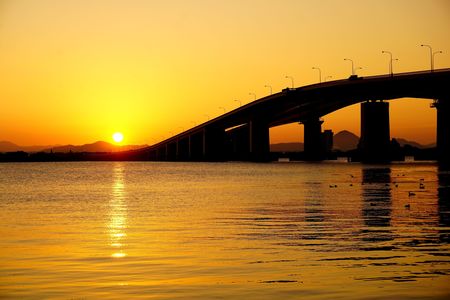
[[270, 142, 304, 152], [2, 134, 433, 155], [332, 131, 435, 151], [270, 131, 360, 152], [0, 141, 147, 153], [0, 141, 60, 153], [0, 141, 22, 152], [394, 138, 435, 149], [333, 130, 360, 151], [42, 141, 147, 153]]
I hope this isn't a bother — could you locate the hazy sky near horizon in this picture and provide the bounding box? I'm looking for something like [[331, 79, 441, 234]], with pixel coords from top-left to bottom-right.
[[0, 0, 449, 145]]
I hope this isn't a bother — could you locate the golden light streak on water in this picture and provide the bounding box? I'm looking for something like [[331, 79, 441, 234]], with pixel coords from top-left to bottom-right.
[[109, 163, 127, 259]]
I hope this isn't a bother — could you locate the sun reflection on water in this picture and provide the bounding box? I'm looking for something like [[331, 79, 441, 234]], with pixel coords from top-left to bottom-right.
[[109, 163, 127, 258]]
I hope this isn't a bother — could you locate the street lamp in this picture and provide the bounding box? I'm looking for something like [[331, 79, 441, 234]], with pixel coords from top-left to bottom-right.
[[218, 106, 226, 114], [264, 85, 273, 95], [285, 75, 294, 89], [234, 99, 242, 107], [324, 75, 333, 82], [433, 50, 443, 70], [392, 58, 399, 74], [381, 50, 393, 75], [421, 44, 436, 71], [249, 92, 256, 101], [354, 67, 362, 75], [204, 114, 210, 121], [312, 67, 322, 83], [344, 58, 355, 75]]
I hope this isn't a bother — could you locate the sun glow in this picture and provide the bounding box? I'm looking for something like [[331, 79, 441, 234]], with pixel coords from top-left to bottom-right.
[[113, 132, 124, 143]]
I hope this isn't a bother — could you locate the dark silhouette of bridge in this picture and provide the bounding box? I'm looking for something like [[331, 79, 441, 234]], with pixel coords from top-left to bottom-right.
[[146, 69, 450, 162]]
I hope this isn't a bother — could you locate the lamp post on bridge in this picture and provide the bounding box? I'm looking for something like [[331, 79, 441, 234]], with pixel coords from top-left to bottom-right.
[[312, 67, 322, 83], [234, 99, 242, 107], [421, 44, 442, 72], [204, 114, 210, 121], [285, 76, 294, 89], [344, 58, 355, 75], [249, 92, 256, 101], [392, 58, 399, 74], [264, 85, 273, 95], [381, 50, 393, 76], [421, 44, 433, 71], [355, 67, 362, 75], [433, 50, 443, 70], [218, 106, 226, 114], [324, 75, 333, 82]]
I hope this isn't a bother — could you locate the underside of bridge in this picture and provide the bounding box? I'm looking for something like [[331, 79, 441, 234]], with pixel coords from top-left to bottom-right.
[[224, 121, 270, 162], [147, 97, 449, 163]]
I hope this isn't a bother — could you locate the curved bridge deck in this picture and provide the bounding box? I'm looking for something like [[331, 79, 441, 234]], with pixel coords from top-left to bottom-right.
[[145, 69, 450, 162]]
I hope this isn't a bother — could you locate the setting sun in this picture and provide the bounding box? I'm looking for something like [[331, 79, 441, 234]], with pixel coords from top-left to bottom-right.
[[112, 132, 124, 143]]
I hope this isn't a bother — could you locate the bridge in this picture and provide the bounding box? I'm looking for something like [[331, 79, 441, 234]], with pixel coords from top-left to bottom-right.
[[146, 68, 450, 162]]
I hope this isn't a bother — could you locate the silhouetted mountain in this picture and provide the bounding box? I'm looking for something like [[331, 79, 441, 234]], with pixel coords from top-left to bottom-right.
[[394, 138, 435, 149], [0, 141, 60, 152], [0, 140, 147, 153], [42, 141, 147, 153], [271, 130, 360, 152], [2, 135, 433, 155], [333, 130, 360, 151], [0, 141, 20, 152], [270, 142, 304, 152]]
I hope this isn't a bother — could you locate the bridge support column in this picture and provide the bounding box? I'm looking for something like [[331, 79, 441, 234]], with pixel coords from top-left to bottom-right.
[[249, 120, 270, 162], [303, 118, 324, 160], [203, 127, 226, 161], [149, 149, 157, 161], [435, 98, 450, 162], [359, 101, 390, 162], [189, 132, 203, 161], [177, 137, 190, 161], [159, 145, 165, 160], [188, 136, 192, 160]]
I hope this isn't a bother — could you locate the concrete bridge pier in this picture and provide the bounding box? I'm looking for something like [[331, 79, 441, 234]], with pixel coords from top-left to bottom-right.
[[203, 127, 226, 161], [155, 145, 167, 161], [148, 149, 155, 160], [249, 120, 270, 162], [303, 118, 324, 160], [177, 137, 190, 161], [359, 101, 390, 162], [436, 98, 450, 162], [167, 142, 177, 161], [189, 132, 204, 161]]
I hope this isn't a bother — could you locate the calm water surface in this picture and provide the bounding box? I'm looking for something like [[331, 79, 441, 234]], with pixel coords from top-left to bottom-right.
[[0, 161, 449, 299]]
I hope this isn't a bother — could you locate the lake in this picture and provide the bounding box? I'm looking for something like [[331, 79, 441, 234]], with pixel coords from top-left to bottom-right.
[[0, 161, 449, 299]]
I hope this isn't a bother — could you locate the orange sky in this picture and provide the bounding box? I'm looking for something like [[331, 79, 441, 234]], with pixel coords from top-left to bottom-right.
[[0, 0, 449, 146]]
